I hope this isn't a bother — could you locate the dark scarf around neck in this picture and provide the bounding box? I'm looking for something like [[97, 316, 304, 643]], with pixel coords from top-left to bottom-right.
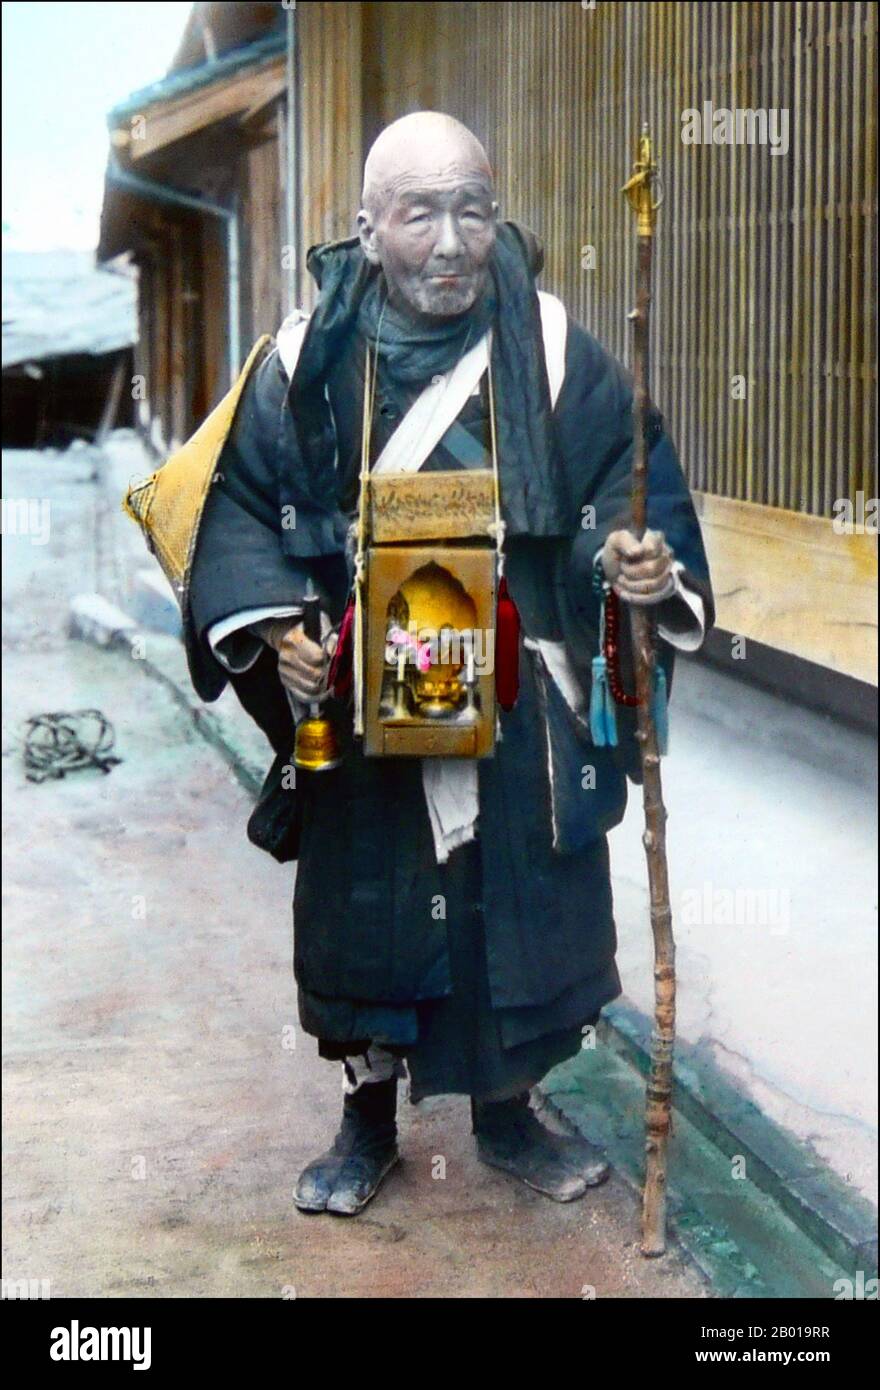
[[356, 276, 497, 387]]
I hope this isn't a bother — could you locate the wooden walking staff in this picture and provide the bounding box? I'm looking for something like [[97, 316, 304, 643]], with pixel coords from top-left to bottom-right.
[[621, 124, 674, 1257]]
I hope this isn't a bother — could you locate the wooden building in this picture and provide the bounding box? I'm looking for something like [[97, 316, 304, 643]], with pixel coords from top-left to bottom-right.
[[98, 2, 287, 455], [98, 0, 877, 696]]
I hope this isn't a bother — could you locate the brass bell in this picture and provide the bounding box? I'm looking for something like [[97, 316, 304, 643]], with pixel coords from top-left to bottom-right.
[[293, 710, 343, 772], [293, 583, 343, 772]]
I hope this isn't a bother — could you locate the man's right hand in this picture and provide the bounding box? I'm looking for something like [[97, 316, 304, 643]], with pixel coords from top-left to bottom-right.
[[252, 617, 333, 704]]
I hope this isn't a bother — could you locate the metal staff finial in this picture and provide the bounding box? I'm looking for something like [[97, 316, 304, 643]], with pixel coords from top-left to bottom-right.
[[621, 123, 663, 238]]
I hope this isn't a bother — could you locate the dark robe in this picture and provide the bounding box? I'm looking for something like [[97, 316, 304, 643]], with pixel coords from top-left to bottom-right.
[[186, 226, 713, 1099]]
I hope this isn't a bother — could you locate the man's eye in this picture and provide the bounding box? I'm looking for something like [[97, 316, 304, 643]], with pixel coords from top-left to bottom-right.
[[461, 210, 487, 223], [406, 212, 431, 224]]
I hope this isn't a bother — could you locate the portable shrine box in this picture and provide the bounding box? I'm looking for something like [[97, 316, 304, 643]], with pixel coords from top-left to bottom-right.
[[361, 470, 498, 759]]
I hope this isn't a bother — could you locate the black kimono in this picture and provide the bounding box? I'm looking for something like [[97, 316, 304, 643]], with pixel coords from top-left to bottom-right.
[[186, 222, 714, 1101]]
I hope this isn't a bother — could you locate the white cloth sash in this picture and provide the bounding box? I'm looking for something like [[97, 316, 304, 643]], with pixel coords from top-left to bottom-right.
[[371, 330, 492, 476]]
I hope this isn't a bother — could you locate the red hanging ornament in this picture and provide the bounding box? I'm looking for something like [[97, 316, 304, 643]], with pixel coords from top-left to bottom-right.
[[328, 595, 355, 699], [495, 575, 521, 711]]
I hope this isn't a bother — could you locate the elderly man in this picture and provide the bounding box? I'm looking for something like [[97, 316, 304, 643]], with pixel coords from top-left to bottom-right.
[[128, 112, 712, 1217]]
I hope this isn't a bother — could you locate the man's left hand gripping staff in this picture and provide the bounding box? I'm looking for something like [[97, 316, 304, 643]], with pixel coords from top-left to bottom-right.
[[601, 528, 676, 605]]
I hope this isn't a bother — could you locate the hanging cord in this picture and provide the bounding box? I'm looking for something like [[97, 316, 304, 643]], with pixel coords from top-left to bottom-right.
[[352, 338, 379, 734], [485, 342, 505, 576], [23, 710, 122, 783]]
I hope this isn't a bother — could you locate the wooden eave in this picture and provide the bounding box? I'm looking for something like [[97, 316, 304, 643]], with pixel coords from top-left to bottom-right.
[[110, 55, 285, 163]]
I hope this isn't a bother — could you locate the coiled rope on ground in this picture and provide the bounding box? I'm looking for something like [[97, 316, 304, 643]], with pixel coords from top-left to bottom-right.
[[23, 710, 121, 783]]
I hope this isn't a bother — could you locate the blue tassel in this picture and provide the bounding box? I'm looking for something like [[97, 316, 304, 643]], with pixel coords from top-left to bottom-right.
[[589, 656, 619, 747], [590, 656, 610, 746], [603, 666, 619, 746], [651, 662, 669, 755]]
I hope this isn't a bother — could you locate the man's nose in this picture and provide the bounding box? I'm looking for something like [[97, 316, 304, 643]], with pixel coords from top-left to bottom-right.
[[434, 213, 464, 260]]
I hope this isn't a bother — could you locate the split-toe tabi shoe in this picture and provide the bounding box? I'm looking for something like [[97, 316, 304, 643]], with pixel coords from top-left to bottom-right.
[[294, 1076, 400, 1217], [472, 1090, 610, 1201]]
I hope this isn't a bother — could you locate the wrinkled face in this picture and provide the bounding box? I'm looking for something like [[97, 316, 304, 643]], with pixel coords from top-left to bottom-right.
[[358, 169, 498, 321]]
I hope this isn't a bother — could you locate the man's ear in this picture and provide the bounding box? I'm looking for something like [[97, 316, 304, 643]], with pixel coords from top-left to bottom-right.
[[356, 209, 381, 266]]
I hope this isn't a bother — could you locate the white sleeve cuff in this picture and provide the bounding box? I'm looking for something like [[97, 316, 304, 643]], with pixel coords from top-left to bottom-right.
[[208, 604, 302, 673], [657, 562, 705, 653]]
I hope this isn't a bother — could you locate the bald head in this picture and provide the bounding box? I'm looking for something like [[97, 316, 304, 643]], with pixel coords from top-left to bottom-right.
[[361, 112, 494, 217], [357, 112, 498, 322]]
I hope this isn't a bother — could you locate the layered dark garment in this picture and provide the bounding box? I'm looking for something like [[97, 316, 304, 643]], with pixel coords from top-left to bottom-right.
[[187, 223, 713, 1100]]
